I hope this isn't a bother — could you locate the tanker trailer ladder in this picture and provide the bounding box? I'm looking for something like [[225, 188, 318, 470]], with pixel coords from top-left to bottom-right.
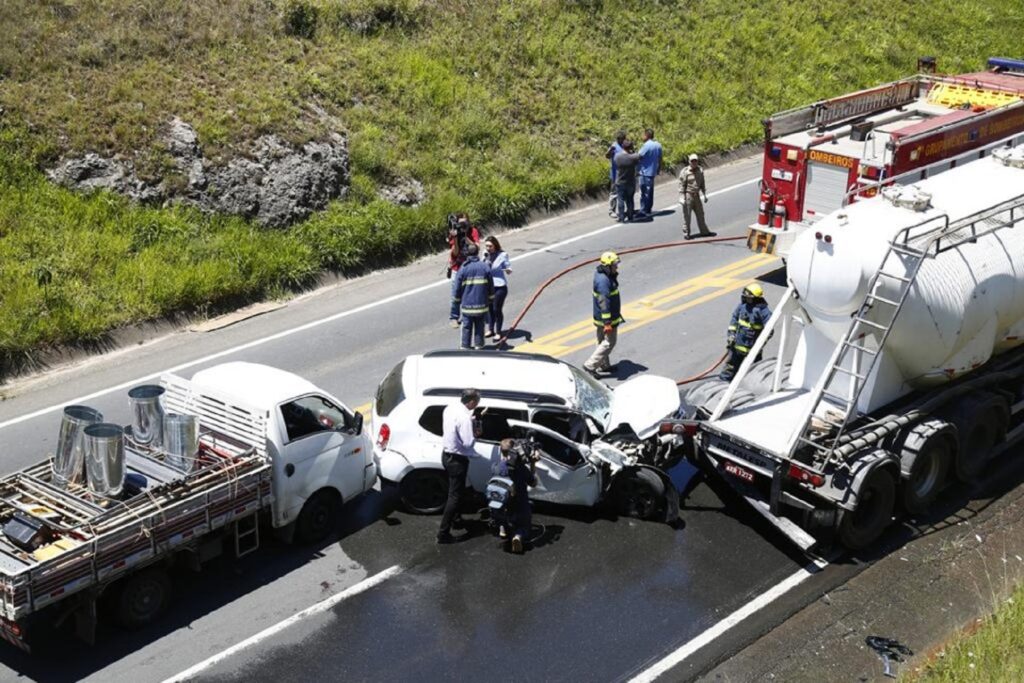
[[788, 190, 1024, 469]]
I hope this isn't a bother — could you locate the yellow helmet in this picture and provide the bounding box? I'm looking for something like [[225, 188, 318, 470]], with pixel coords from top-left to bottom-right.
[[743, 283, 764, 299], [599, 251, 620, 266]]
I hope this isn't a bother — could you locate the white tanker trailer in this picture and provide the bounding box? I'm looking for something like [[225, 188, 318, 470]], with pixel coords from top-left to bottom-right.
[[688, 137, 1024, 552]]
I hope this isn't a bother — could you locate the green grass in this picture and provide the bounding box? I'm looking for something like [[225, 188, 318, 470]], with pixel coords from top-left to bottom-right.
[[1, 0, 1023, 372], [907, 581, 1024, 682]]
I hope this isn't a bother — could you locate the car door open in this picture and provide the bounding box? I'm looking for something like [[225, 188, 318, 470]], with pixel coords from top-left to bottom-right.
[[507, 419, 601, 507]]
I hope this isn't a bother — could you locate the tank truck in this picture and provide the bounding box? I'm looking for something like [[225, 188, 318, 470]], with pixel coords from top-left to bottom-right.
[[687, 136, 1024, 552]]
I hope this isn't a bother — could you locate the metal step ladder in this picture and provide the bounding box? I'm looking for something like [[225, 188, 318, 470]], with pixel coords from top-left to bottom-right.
[[790, 240, 928, 463], [788, 190, 1024, 466], [234, 513, 260, 558]]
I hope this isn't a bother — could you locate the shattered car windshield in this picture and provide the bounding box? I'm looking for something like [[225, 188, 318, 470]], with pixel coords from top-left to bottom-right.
[[571, 367, 613, 430]]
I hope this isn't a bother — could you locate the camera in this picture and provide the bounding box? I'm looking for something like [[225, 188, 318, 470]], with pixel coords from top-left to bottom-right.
[[503, 437, 540, 468]]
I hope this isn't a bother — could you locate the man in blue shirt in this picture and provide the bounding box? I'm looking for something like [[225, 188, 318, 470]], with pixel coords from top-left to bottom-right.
[[637, 128, 663, 217], [605, 130, 626, 218]]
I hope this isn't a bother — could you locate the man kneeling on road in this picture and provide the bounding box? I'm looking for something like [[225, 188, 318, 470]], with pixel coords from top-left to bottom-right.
[[583, 251, 623, 378], [494, 438, 539, 554], [438, 388, 482, 544]]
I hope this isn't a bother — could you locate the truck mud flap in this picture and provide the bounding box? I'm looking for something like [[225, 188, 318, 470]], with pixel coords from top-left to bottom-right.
[[704, 452, 817, 552]]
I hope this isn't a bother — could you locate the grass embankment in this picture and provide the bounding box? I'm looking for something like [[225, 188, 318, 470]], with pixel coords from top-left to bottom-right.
[[1, 0, 1023, 372], [908, 580, 1024, 682]]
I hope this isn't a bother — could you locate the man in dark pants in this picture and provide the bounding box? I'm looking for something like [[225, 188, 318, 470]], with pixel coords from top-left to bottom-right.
[[613, 141, 640, 222], [438, 388, 482, 544]]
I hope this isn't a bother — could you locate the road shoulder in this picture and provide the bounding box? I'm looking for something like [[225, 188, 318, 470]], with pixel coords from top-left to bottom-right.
[[700, 464, 1024, 682]]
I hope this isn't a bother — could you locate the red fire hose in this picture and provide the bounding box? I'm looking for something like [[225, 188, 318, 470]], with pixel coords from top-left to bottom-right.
[[495, 235, 744, 384]]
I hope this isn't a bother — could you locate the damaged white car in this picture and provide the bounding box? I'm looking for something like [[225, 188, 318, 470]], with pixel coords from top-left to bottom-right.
[[371, 350, 685, 522]]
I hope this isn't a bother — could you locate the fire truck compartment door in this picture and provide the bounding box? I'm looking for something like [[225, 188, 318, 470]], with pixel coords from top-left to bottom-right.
[[804, 161, 850, 217]]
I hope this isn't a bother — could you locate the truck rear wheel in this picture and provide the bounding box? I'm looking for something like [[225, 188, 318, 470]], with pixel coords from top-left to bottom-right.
[[898, 420, 954, 515], [946, 393, 1008, 482], [115, 567, 171, 629], [399, 469, 448, 515], [613, 469, 665, 521], [838, 467, 895, 550]]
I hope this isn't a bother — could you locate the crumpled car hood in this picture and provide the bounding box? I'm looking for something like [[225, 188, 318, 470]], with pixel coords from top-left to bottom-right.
[[607, 375, 680, 439]]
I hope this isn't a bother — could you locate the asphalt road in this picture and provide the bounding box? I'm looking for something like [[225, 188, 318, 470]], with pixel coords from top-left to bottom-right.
[[0, 155, 823, 682]]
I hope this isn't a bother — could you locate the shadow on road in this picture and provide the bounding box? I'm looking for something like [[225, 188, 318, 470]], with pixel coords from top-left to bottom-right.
[[0, 491, 396, 681]]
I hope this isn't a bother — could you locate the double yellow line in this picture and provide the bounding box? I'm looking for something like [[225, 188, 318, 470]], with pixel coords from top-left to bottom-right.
[[354, 252, 774, 415]]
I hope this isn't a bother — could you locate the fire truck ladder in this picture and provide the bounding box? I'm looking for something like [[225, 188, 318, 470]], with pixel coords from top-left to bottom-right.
[[788, 191, 1024, 467]]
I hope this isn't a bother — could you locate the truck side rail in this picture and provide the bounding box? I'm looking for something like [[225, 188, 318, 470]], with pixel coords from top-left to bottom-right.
[[0, 425, 271, 622], [846, 130, 1024, 204]]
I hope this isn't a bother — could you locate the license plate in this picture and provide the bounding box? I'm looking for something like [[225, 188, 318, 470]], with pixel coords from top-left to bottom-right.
[[724, 462, 755, 483]]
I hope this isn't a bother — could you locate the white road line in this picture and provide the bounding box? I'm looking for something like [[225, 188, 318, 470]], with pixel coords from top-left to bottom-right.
[[627, 558, 826, 683], [0, 177, 758, 431], [162, 564, 402, 682]]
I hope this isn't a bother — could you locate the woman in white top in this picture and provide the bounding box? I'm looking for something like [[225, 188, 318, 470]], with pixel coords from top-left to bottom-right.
[[483, 236, 511, 338]]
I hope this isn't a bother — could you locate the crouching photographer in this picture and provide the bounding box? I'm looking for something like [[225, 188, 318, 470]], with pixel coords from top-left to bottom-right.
[[487, 438, 539, 554], [446, 213, 481, 328]]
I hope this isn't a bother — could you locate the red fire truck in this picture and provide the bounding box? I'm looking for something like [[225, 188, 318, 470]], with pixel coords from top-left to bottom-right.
[[747, 57, 1024, 257]]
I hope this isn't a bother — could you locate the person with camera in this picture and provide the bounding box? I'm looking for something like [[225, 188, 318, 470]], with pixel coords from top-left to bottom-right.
[[437, 388, 483, 545], [447, 213, 481, 328], [494, 438, 539, 554], [453, 243, 494, 350]]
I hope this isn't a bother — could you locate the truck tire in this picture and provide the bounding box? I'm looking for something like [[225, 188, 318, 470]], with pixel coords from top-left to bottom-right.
[[897, 419, 954, 515], [399, 469, 448, 515], [295, 489, 341, 544], [945, 393, 1008, 482], [115, 567, 171, 629], [737, 358, 789, 397], [613, 469, 666, 521], [838, 466, 895, 550], [685, 379, 755, 418]]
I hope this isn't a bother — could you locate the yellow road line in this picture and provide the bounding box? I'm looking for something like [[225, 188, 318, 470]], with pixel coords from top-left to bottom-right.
[[355, 254, 775, 416]]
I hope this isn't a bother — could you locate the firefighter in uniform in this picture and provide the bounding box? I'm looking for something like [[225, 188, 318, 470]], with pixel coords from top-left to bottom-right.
[[720, 283, 772, 381], [584, 252, 623, 377], [678, 153, 715, 239]]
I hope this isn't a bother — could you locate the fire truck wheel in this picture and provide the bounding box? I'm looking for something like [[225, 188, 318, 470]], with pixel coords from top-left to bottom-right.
[[399, 469, 449, 515], [613, 469, 665, 521], [838, 467, 895, 551], [115, 567, 171, 629], [898, 420, 954, 515], [295, 489, 342, 544], [947, 393, 1008, 482]]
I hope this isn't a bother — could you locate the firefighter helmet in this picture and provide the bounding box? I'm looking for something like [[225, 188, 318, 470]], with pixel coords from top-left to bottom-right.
[[599, 251, 621, 266], [742, 283, 764, 301]]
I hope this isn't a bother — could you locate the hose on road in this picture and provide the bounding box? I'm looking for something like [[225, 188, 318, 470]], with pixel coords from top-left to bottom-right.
[[494, 234, 745, 385]]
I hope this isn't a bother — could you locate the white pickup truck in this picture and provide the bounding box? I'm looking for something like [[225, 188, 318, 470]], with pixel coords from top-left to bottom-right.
[[0, 362, 375, 651]]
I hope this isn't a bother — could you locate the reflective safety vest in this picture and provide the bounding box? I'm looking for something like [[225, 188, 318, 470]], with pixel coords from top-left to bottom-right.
[[727, 301, 771, 353], [453, 256, 494, 316], [592, 267, 623, 327]]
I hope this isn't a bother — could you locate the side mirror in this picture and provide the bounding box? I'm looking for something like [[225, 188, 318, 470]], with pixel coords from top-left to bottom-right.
[[349, 411, 364, 436]]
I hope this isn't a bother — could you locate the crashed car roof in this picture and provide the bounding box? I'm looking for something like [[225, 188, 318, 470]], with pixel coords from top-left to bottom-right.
[[408, 350, 578, 406]]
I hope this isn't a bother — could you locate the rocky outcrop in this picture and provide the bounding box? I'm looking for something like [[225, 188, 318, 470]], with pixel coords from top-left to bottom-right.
[[47, 154, 162, 204], [48, 117, 349, 228], [378, 177, 426, 207]]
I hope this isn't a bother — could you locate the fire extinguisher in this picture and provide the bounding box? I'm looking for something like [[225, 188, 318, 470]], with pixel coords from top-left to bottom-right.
[[772, 199, 787, 229], [757, 186, 773, 226]]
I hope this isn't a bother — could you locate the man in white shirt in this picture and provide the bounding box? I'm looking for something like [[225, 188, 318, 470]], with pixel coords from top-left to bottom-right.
[[438, 388, 482, 543]]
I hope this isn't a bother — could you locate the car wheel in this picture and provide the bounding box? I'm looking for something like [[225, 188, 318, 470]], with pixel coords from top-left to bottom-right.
[[400, 469, 449, 515], [613, 469, 666, 521], [115, 567, 171, 629], [838, 466, 895, 550], [295, 489, 341, 544]]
